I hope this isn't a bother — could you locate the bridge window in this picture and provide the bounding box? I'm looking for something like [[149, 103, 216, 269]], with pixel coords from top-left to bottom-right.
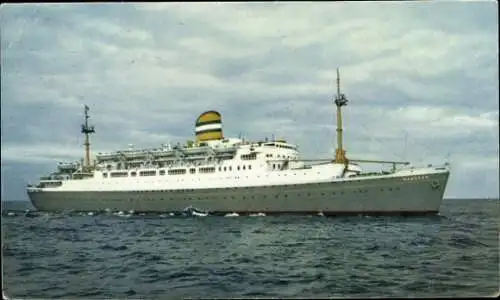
[[159, 170, 166, 176], [190, 168, 196, 174]]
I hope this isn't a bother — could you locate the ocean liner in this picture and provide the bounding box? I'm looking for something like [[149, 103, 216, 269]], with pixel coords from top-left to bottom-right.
[[26, 69, 450, 215]]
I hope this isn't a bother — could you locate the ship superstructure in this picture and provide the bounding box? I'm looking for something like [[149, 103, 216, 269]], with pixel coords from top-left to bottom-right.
[[27, 69, 450, 215]]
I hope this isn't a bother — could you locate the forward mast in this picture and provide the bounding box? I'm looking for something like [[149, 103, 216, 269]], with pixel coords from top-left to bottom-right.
[[81, 105, 95, 171], [334, 68, 348, 165]]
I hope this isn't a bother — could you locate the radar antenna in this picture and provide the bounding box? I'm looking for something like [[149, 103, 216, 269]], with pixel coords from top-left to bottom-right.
[[81, 105, 95, 171]]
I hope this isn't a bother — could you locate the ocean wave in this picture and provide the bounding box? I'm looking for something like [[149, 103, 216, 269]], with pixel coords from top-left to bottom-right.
[[2, 200, 498, 299]]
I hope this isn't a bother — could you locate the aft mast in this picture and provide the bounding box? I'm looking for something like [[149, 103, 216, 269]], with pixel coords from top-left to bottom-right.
[[334, 68, 348, 165], [81, 105, 95, 171]]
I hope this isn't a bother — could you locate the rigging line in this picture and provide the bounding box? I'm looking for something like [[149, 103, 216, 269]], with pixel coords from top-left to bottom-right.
[[359, 123, 406, 161]]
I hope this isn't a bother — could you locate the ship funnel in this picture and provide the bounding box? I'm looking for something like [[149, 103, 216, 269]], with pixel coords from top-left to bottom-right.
[[195, 110, 223, 142]]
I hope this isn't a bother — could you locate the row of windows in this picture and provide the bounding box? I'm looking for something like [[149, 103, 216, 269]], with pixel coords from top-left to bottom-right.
[[33, 178, 406, 192], [103, 165, 255, 178], [265, 154, 293, 159], [169, 169, 186, 175], [110, 172, 128, 178], [241, 153, 257, 160], [104, 171, 425, 185], [199, 167, 216, 173], [140, 171, 156, 177], [402, 175, 429, 181], [263, 143, 296, 150], [108, 187, 403, 201], [218, 165, 253, 172]]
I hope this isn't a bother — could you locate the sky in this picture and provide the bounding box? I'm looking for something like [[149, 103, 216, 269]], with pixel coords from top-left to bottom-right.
[[1, 2, 498, 201]]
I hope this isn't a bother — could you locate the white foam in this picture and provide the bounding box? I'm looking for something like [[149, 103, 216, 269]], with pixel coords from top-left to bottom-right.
[[192, 211, 208, 217], [249, 212, 266, 217], [225, 212, 239, 217], [3, 291, 11, 300], [87, 212, 94, 216]]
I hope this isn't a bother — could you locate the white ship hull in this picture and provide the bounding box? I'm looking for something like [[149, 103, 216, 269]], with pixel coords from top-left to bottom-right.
[[27, 168, 449, 215]]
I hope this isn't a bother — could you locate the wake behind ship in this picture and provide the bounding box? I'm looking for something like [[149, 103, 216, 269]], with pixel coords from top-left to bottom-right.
[[26, 69, 450, 215]]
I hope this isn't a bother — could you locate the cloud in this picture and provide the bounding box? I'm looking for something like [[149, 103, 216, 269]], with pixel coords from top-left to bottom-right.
[[1, 2, 498, 201]]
